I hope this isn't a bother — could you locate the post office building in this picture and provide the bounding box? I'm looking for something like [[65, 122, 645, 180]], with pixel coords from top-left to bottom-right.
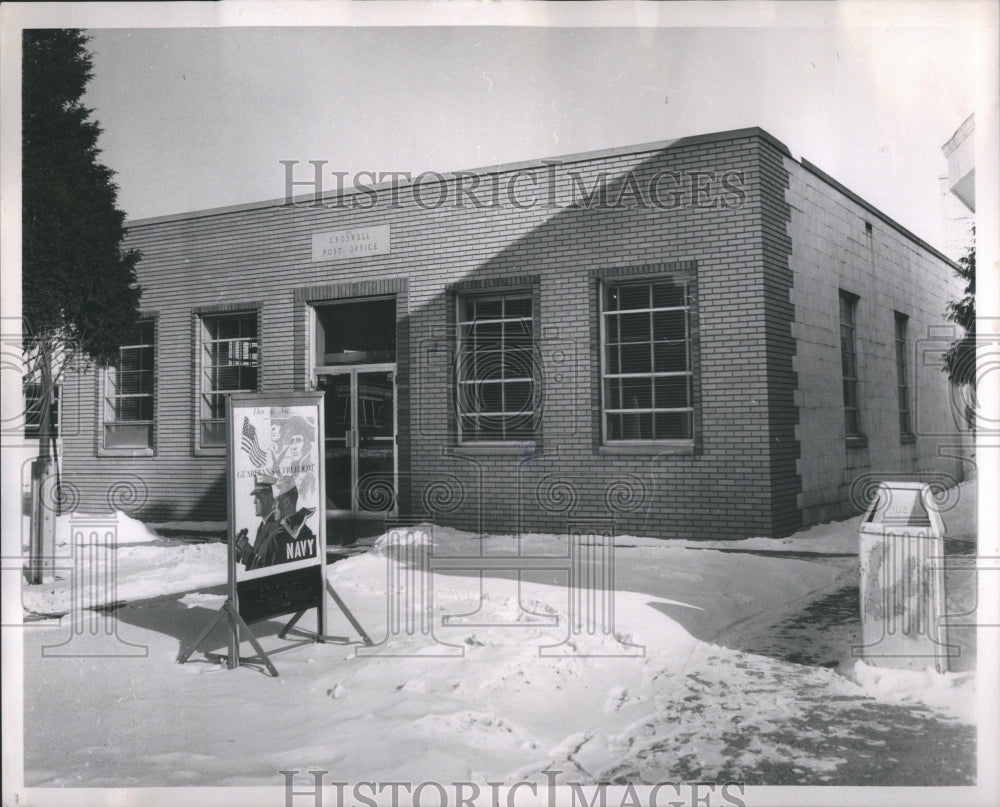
[[56, 128, 970, 540]]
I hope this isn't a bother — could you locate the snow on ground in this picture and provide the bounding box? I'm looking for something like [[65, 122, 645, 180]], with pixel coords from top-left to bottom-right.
[[21, 510, 227, 618], [18, 483, 978, 787], [845, 660, 976, 722]]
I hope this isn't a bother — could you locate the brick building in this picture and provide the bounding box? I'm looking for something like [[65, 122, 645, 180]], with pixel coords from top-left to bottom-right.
[[57, 128, 969, 540]]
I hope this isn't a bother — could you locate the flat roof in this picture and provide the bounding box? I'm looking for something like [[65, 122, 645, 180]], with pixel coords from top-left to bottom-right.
[[126, 125, 957, 269], [798, 159, 959, 269], [126, 126, 789, 227]]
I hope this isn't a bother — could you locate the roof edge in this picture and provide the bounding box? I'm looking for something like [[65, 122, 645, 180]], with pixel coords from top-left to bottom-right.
[[798, 157, 960, 270], [125, 127, 791, 228], [942, 113, 975, 156], [124, 128, 955, 270]]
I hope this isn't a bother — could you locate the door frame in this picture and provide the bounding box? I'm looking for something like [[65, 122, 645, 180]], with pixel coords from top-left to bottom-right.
[[315, 364, 398, 518]]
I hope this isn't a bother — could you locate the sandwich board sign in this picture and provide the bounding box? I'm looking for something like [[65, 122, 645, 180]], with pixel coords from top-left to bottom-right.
[[178, 392, 370, 675], [855, 481, 954, 674], [230, 394, 325, 629]]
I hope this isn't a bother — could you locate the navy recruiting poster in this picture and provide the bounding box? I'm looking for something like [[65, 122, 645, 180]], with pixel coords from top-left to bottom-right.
[[229, 394, 325, 585]]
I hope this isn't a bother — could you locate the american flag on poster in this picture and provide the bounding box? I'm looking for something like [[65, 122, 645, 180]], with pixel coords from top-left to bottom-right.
[[241, 417, 267, 467]]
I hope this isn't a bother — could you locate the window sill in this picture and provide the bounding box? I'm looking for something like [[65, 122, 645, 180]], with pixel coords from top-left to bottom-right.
[[194, 446, 227, 458], [599, 441, 695, 456], [900, 433, 916, 445], [98, 447, 155, 458], [845, 435, 868, 449], [453, 442, 537, 457]]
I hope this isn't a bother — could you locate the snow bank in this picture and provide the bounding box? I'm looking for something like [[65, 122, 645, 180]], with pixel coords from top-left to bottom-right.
[[148, 520, 226, 532], [646, 479, 977, 554], [54, 509, 164, 546], [846, 660, 976, 724], [939, 479, 977, 540], [23, 513, 226, 616], [370, 522, 435, 555]]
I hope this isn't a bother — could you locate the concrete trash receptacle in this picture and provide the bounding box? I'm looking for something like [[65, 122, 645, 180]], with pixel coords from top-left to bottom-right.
[[856, 481, 954, 673]]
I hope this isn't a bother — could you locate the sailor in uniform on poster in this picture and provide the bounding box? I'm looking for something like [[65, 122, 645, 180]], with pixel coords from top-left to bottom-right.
[[274, 475, 318, 562], [234, 473, 294, 570]]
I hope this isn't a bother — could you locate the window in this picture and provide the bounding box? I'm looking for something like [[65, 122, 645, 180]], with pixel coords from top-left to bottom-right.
[[895, 312, 912, 439], [601, 278, 693, 442], [456, 293, 536, 442], [314, 297, 396, 367], [104, 320, 155, 450], [200, 313, 259, 448], [839, 291, 862, 440]]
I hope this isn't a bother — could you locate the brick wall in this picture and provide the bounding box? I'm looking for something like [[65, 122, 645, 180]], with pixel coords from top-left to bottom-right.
[[758, 141, 801, 535], [61, 129, 804, 539]]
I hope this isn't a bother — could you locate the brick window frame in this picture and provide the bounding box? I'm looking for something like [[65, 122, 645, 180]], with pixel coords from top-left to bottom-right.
[[190, 302, 262, 456], [188, 300, 264, 457], [447, 275, 541, 452], [98, 317, 157, 457], [591, 261, 701, 455]]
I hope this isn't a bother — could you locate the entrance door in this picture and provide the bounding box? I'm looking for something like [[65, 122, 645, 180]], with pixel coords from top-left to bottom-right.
[[317, 368, 396, 517]]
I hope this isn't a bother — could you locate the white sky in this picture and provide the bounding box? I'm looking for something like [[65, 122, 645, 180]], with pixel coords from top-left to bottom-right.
[[64, 6, 987, 254]]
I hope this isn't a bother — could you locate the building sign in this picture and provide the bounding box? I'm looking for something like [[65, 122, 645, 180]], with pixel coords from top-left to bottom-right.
[[228, 393, 326, 623], [311, 225, 390, 262]]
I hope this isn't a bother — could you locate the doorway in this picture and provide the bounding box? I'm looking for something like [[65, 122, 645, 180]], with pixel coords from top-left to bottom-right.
[[312, 295, 398, 522], [317, 369, 397, 517]]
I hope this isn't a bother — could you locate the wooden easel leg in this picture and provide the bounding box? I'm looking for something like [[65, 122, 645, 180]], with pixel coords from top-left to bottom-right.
[[327, 581, 374, 645], [316, 586, 326, 643], [229, 604, 280, 677], [177, 604, 229, 664], [178, 598, 290, 676], [226, 601, 240, 670], [279, 610, 306, 639]]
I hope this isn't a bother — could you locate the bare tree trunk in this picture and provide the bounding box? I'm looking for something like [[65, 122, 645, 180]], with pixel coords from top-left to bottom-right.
[[28, 338, 57, 584], [38, 338, 54, 462]]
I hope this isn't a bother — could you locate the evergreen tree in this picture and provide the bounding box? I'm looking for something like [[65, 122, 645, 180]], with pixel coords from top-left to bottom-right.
[[943, 227, 975, 389], [22, 29, 142, 462]]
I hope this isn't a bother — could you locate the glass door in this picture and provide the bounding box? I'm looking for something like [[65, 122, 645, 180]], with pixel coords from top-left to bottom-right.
[[319, 372, 352, 513], [356, 370, 396, 513], [317, 368, 396, 516]]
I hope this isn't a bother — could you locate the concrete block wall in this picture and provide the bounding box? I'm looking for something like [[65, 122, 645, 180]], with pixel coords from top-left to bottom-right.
[[785, 158, 968, 524]]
